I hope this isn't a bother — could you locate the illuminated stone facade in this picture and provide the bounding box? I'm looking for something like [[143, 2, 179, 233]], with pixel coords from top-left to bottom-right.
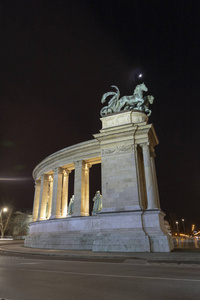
[[25, 111, 173, 252]]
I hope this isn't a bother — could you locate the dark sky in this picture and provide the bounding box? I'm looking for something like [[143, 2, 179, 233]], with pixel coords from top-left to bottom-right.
[[0, 0, 200, 230]]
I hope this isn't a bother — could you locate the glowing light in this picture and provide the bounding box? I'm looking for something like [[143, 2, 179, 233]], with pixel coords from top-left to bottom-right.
[[139, 74, 143, 78], [179, 233, 189, 237], [2, 208, 8, 212]]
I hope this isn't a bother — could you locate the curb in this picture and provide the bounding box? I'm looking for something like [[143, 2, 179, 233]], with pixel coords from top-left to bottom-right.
[[1, 248, 200, 265]]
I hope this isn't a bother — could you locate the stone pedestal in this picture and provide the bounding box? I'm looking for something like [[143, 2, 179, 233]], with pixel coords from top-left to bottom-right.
[[93, 111, 156, 213], [92, 110, 173, 252]]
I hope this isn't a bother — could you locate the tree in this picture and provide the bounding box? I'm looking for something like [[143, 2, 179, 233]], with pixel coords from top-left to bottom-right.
[[8, 211, 32, 237], [0, 208, 13, 238]]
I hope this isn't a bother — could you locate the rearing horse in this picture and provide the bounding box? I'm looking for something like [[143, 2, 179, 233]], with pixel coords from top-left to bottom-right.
[[100, 83, 152, 116], [118, 83, 148, 111]]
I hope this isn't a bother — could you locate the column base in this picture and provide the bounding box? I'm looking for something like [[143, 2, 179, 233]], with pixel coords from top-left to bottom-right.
[[142, 210, 174, 252], [38, 217, 46, 221], [81, 212, 90, 217]]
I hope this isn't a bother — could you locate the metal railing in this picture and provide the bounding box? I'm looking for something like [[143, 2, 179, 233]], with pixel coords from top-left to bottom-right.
[[173, 237, 200, 248]]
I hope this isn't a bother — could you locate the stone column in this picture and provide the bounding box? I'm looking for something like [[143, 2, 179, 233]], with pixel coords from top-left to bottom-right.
[[61, 169, 71, 217], [47, 175, 53, 219], [141, 143, 158, 209], [50, 167, 63, 219], [32, 179, 41, 222], [73, 160, 89, 217], [84, 163, 91, 216], [150, 147, 160, 209], [37, 174, 49, 221]]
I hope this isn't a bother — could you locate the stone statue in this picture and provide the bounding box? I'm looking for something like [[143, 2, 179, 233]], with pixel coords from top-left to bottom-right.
[[100, 83, 154, 117], [68, 195, 74, 215], [92, 191, 102, 215], [46, 201, 49, 219]]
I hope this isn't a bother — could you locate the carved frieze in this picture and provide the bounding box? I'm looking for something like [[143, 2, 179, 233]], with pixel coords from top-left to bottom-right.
[[101, 145, 134, 156], [102, 114, 131, 129], [101, 111, 148, 129]]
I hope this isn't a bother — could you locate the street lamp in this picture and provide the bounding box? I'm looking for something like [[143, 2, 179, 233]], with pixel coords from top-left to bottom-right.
[[0, 207, 9, 238], [176, 221, 179, 236], [182, 219, 185, 235], [192, 224, 195, 235], [0, 207, 8, 216]]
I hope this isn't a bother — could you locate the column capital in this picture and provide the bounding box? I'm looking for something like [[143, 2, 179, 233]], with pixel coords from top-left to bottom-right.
[[63, 169, 71, 176], [48, 174, 53, 182], [53, 167, 63, 175], [40, 174, 49, 181], [85, 163, 92, 170], [34, 179, 41, 188], [139, 142, 150, 150], [73, 160, 84, 168]]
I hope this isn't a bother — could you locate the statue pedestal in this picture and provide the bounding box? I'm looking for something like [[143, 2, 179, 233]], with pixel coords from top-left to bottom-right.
[[93, 110, 173, 252], [94, 110, 156, 213], [92, 211, 173, 252]]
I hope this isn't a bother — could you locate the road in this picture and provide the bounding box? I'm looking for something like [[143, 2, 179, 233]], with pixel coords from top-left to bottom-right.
[[0, 255, 200, 300]]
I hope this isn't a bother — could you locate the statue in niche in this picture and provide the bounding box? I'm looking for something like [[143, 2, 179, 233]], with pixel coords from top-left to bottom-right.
[[46, 201, 49, 219], [92, 191, 102, 215], [68, 195, 74, 215], [100, 82, 154, 117]]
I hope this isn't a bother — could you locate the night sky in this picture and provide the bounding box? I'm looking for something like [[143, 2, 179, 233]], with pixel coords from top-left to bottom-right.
[[1, 0, 200, 231]]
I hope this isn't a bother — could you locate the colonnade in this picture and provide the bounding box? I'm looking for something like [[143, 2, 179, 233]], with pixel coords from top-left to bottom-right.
[[32, 161, 93, 222], [32, 141, 160, 223]]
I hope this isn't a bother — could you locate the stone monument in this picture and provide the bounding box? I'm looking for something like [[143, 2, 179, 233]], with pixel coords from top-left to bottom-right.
[[25, 83, 173, 252]]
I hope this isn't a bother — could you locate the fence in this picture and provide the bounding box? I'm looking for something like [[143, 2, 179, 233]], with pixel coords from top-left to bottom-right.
[[173, 237, 200, 248]]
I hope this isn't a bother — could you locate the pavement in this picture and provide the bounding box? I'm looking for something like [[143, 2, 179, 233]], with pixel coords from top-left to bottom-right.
[[0, 240, 200, 264]]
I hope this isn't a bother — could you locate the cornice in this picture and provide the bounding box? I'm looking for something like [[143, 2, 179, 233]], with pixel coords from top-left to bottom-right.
[[33, 139, 101, 180]]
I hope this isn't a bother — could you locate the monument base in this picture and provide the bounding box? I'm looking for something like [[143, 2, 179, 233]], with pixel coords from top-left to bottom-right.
[[25, 210, 173, 252]]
